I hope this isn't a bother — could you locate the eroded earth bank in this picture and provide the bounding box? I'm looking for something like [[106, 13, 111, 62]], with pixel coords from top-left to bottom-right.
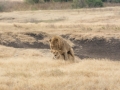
[[0, 31, 120, 60]]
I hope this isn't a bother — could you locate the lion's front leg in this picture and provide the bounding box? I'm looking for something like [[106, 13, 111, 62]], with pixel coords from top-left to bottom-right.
[[64, 51, 68, 60]]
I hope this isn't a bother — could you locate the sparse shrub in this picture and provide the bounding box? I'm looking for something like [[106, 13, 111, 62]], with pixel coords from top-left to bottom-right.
[[102, 0, 120, 2], [94, 0, 103, 7], [25, 0, 39, 4], [113, 0, 120, 3], [72, 0, 103, 8], [53, 0, 70, 2], [72, 0, 87, 8], [54, 0, 62, 2], [102, 0, 107, 2], [86, 0, 103, 7], [44, 0, 50, 2], [86, 0, 95, 7], [0, 4, 4, 12]]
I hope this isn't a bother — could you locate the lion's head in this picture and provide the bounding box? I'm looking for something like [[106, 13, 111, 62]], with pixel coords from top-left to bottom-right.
[[51, 50, 61, 59], [49, 36, 63, 50]]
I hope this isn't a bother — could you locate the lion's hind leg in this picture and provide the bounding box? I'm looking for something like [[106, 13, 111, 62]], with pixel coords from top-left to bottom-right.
[[69, 48, 75, 61]]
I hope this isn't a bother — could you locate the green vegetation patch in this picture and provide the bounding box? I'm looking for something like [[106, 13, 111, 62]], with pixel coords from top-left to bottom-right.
[[72, 0, 103, 8]]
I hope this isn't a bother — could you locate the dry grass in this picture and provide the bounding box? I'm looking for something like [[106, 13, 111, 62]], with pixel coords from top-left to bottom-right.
[[0, 55, 120, 90], [0, 1, 72, 12], [0, 45, 120, 90], [0, 6, 120, 37]]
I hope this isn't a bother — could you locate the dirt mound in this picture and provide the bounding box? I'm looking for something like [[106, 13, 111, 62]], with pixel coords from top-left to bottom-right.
[[0, 32, 120, 60]]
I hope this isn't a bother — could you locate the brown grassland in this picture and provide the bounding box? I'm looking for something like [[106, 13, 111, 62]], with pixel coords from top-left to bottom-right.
[[0, 6, 120, 90]]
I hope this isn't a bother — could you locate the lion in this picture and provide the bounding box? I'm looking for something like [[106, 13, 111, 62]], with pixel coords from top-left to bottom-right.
[[51, 50, 63, 60], [49, 35, 75, 61], [51, 49, 74, 61]]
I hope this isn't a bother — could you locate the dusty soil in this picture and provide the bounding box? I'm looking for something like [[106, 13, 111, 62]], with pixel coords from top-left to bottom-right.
[[0, 7, 120, 60]]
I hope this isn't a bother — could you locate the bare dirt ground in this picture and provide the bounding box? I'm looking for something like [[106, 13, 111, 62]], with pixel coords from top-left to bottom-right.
[[0, 7, 120, 90]]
